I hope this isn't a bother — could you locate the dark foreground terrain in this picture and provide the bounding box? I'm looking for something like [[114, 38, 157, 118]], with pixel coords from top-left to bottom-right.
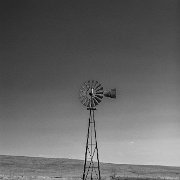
[[0, 155, 180, 180]]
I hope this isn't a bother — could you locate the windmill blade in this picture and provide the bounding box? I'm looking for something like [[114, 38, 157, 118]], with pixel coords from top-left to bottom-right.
[[96, 86, 103, 92], [79, 95, 85, 102], [84, 82, 90, 90], [81, 84, 87, 90], [95, 91, 103, 95], [82, 96, 88, 105], [84, 97, 89, 106], [91, 80, 95, 89], [79, 90, 86, 97], [96, 94, 103, 99], [80, 97, 86, 105], [93, 81, 99, 89], [94, 96, 102, 104], [95, 83, 101, 90], [87, 80, 91, 88], [93, 98, 98, 106]]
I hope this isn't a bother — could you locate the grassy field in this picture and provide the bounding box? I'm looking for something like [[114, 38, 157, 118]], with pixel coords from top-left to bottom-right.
[[0, 155, 180, 180]]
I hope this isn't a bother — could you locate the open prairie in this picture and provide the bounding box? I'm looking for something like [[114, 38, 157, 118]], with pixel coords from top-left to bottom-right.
[[0, 155, 180, 180]]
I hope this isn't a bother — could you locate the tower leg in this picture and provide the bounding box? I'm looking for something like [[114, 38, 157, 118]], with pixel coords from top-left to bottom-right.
[[83, 108, 101, 180]]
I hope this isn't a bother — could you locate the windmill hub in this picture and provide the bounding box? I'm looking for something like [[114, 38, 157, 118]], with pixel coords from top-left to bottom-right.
[[89, 92, 93, 96]]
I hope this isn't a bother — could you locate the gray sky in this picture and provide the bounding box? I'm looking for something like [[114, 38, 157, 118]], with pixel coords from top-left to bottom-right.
[[0, 0, 180, 166]]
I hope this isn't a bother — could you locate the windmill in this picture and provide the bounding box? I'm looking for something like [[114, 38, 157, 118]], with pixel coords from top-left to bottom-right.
[[79, 80, 116, 180]]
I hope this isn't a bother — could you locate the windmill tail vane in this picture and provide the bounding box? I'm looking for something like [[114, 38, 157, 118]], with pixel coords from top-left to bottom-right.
[[104, 88, 116, 99]]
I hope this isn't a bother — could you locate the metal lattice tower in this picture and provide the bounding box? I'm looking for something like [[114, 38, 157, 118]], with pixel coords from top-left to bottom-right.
[[83, 107, 100, 180], [79, 80, 116, 180]]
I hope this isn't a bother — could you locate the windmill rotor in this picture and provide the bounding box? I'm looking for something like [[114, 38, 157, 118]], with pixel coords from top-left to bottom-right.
[[79, 80, 116, 108], [79, 80, 104, 108]]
